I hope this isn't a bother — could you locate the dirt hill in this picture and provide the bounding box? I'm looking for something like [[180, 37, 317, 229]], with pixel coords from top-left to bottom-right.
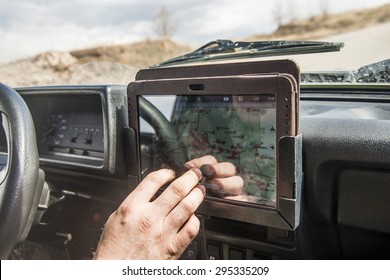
[[69, 39, 192, 69], [247, 3, 390, 40], [1, 4, 389, 87], [0, 39, 192, 87]]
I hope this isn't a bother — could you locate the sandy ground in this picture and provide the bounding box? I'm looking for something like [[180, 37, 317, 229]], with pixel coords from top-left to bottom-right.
[[292, 22, 390, 71]]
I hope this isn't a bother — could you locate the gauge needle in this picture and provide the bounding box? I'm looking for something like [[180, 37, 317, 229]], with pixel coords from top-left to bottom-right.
[[43, 128, 56, 137], [83, 131, 92, 145], [71, 132, 82, 143]]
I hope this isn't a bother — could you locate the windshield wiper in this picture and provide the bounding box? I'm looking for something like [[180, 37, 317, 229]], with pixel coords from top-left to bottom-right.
[[154, 40, 344, 67], [354, 59, 390, 83], [301, 59, 390, 83]]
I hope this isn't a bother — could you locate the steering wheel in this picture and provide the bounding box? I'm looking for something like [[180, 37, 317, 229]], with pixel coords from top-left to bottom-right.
[[139, 96, 188, 172], [0, 83, 44, 259]]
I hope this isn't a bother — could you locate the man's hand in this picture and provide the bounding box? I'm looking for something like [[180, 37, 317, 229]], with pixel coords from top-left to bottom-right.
[[94, 168, 205, 260], [185, 155, 244, 196]]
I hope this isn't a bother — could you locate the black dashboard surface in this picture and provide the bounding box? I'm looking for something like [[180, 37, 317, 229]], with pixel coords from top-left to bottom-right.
[[2, 84, 390, 259]]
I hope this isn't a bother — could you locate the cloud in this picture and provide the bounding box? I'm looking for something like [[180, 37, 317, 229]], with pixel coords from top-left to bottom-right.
[[185, 1, 274, 37], [0, 0, 159, 62], [1, 0, 389, 63]]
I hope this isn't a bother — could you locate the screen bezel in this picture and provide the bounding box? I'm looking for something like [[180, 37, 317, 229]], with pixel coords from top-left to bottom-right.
[[128, 75, 300, 230]]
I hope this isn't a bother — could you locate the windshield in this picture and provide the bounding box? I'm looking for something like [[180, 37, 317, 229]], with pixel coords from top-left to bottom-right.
[[0, 0, 389, 86]]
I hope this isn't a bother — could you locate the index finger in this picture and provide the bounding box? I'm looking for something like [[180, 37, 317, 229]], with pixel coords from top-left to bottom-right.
[[124, 169, 176, 205], [153, 168, 202, 216], [200, 162, 237, 179], [185, 155, 218, 168]]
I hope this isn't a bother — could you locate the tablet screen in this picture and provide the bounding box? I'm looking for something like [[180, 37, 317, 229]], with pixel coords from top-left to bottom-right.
[[139, 94, 277, 207]]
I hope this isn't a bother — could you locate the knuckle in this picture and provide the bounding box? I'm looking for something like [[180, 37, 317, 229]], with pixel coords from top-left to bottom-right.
[[155, 228, 164, 242], [116, 204, 133, 218], [186, 216, 200, 239], [146, 171, 166, 185], [181, 199, 196, 216], [167, 242, 180, 259], [169, 180, 186, 198], [112, 204, 135, 228], [138, 214, 153, 232]]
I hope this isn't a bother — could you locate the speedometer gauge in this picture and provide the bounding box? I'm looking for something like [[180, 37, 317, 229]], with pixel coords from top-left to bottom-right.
[[41, 114, 68, 148]]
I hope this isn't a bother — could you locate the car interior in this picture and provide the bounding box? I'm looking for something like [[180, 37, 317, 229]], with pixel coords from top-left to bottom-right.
[[1, 52, 390, 260]]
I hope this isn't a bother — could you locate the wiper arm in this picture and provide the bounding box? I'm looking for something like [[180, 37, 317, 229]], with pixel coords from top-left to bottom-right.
[[154, 39, 344, 67]]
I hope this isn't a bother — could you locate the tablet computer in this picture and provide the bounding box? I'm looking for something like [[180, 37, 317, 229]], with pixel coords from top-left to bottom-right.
[[135, 59, 300, 135], [127, 74, 301, 229]]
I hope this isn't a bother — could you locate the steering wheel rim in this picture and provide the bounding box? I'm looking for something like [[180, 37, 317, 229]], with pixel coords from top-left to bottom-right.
[[139, 96, 188, 171], [0, 83, 44, 259]]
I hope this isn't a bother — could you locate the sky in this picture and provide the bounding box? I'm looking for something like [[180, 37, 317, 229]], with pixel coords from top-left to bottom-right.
[[0, 0, 389, 63]]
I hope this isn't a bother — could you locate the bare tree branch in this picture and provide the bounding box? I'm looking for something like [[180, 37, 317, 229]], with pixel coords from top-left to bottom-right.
[[319, 0, 330, 18], [153, 5, 177, 38], [272, 0, 285, 29], [287, 0, 297, 22]]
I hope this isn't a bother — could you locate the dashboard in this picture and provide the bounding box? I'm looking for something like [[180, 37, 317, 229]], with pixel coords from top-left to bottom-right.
[[2, 83, 390, 260], [15, 86, 129, 175], [25, 94, 104, 167]]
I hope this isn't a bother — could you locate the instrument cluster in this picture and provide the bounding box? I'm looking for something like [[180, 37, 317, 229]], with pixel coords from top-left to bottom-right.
[[23, 94, 105, 167]]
